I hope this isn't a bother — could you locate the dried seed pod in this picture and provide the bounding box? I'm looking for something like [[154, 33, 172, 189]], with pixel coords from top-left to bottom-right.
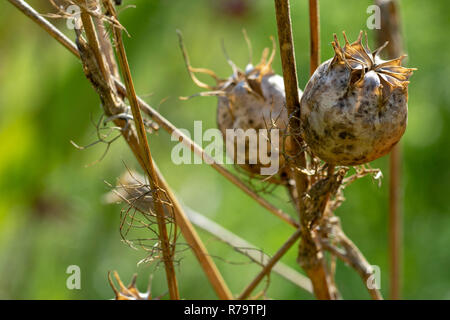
[[179, 33, 301, 182], [300, 31, 415, 165], [104, 170, 173, 218]]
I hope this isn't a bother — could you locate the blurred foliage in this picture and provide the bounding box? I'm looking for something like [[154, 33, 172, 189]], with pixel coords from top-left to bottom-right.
[[0, 0, 448, 299]]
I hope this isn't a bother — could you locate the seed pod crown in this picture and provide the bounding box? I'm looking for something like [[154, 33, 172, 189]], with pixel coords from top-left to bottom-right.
[[330, 31, 414, 99]]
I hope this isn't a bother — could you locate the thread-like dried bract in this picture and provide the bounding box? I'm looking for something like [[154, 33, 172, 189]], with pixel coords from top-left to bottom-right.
[[300, 31, 415, 165], [180, 34, 301, 182]]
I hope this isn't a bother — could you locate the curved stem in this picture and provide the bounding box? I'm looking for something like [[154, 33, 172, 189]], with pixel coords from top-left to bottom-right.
[[238, 228, 302, 299]]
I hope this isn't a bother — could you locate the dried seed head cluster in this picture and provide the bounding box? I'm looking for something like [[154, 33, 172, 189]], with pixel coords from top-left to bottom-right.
[[300, 31, 415, 165], [180, 35, 300, 182]]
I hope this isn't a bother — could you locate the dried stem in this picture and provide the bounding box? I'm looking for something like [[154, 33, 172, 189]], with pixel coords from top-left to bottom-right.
[[78, 1, 113, 89], [308, 0, 320, 74], [320, 216, 383, 300], [273, 0, 307, 184], [375, 0, 404, 300], [388, 142, 402, 299], [6, 0, 298, 229], [100, 0, 179, 300], [185, 207, 312, 293], [316, 167, 383, 299], [274, 0, 336, 299], [153, 165, 233, 300], [238, 228, 302, 300], [92, 12, 120, 79]]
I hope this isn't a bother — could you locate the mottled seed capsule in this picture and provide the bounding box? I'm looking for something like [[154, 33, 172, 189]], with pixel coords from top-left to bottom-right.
[[300, 31, 415, 165], [180, 35, 300, 182]]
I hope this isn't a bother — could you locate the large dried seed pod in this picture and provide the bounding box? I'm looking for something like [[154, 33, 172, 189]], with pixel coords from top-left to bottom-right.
[[300, 31, 415, 165], [180, 34, 301, 182]]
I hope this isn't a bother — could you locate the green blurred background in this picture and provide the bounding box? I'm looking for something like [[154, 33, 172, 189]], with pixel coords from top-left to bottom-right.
[[0, 0, 448, 299]]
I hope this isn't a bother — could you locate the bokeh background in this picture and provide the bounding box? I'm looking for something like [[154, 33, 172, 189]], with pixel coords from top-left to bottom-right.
[[0, 0, 448, 299]]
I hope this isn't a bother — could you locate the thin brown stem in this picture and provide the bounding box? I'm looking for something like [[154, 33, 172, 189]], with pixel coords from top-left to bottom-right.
[[6, 0, 298, 229], [185, 208, 312, 293], [238, 228, 302, 300], [375, 0, 404, 300], [92, 12, 120, 79], [273, 0, 307, 184], [274, 0, 336, 300], [102, 0, 179, 300], [389, 144, 401, 299], [308, 0, 320, 74], [153, 165, 233, 300], [78, 1, 111, 85], [273, 0, 308, 194]]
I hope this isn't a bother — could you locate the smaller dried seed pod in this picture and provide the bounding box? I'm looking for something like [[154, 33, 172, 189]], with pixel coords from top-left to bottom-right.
[[108, 271, 159, 300], [300, 31, 416, 165], [179, 32, 301, 183]]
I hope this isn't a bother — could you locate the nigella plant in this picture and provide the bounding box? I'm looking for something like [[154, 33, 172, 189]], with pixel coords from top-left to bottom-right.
[[8, 0, 419, 301]]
